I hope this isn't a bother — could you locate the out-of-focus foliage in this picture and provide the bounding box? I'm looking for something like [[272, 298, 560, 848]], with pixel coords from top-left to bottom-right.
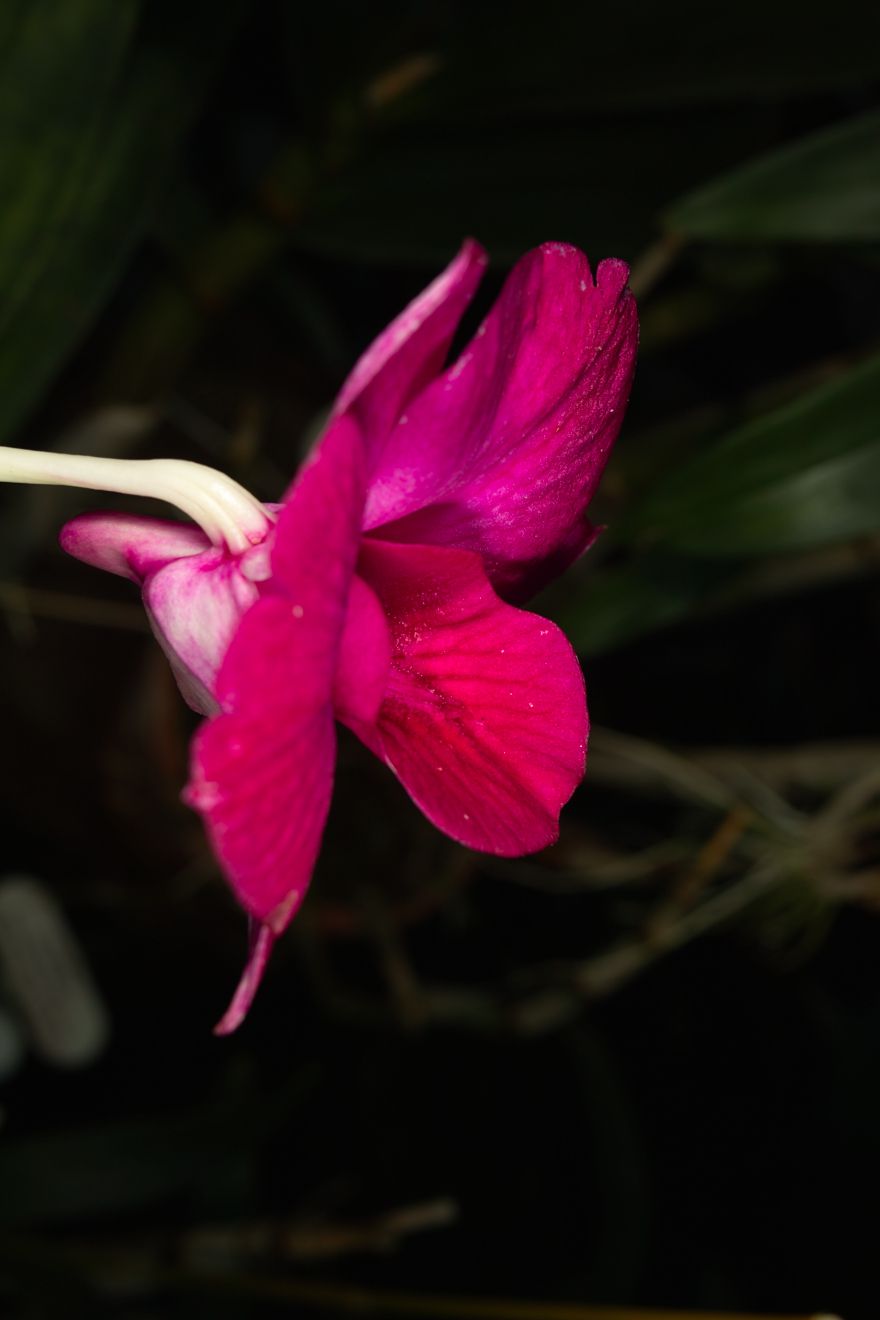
[[1, 2, 879, 1318], [0, 0, 240, 446], [667, 110, 880, 241], [623, 353, 880, 557]]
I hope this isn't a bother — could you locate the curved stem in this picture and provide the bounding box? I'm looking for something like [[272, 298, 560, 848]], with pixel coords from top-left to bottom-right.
[[0, 446, 272, 552]]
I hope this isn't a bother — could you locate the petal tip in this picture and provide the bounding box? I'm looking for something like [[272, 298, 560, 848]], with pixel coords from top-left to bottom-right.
[[213, 922, 276, 1035], [596, 257, 633, 299], [460, 236, 489, 269]]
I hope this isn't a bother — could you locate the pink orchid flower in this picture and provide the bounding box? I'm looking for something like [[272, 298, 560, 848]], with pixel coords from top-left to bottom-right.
[[41, 240, 636, 1032]]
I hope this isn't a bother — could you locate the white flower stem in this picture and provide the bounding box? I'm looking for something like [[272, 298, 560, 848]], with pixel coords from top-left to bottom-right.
[[0, 446, 272, 552]]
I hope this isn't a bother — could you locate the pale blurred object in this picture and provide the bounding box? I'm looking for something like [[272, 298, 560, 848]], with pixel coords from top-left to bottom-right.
[[0, 1004, 25, 1083], [0, 875, 110, 1068]]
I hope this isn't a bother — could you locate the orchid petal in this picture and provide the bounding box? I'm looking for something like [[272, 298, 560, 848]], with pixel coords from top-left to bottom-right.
[[333, 575, 391, 730], [363, 245, 637, 597], [144, 550, 260, 715], [357, 539, 587, 855], [60, 511, 210, 582], [186, 413, 366, 997], [61, 511, 258, 714], [272, 413, 367, 620], [333, 238, 487, 447], [188, 620, 337, 924], [213, 920, 276, 1037]]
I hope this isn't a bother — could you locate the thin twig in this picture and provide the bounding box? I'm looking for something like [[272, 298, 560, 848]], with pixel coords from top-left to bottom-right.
[[171, 1269, 840, 1320], [645, 804, 754, 940], [180, 1198, 457, 1265], [411, 864, 780, 1038], [359, 890, 428, 1028], [628, 233, 686, 300], [0, 582, 148, 632]]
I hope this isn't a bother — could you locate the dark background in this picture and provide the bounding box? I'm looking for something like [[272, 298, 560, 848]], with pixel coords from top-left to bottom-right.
[[1, 2, 879, 1316]]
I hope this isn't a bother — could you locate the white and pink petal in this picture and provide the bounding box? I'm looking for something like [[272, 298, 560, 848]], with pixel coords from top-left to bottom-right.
[[60, 511, 211, 582], [144, 551, 260, 714]]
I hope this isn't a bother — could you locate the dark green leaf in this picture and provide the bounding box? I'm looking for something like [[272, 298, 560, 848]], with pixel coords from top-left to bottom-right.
[[622, 354, 880, 556], [666, 111, 880, 241], [543, 554, 729, 656], [0, 1, 241, 446]]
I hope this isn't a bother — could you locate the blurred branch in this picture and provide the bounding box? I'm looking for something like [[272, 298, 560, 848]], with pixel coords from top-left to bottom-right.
[[487, 838, 692, 892], [628, 233, 686, 300], [304, 728, 880, 1037], [587, 728, 736, 810], [0, 582, 147, 633], [487, 861, 781, 1038], [1, 1201, 458, 1308], [590, 728, 880, 799], [0, 1223, 839, 1320], [365, 54, 442, 110], [644, 803, 754, 938], [181, 1198, 457, 1267], [304, 861, 779, 1038], [172, 1269, 841, 1320], [706, 534, 880, 616]]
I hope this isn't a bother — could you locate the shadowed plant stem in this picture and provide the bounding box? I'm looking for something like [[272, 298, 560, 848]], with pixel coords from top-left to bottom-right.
[[172, 1270, 839, 1320]]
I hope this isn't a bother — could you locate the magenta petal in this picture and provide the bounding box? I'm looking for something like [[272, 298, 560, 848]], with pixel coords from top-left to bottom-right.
[[333, 575, 391, 730], [213, 921, 276, 1036], [187, 413, 367, 937], [188, 614, 337, 924], [274, 413, 367, 614], [332, 238, 487, 449], [60, 511, 210, 583], [364, 245, 638, 597], [357, 539, 588, 856]]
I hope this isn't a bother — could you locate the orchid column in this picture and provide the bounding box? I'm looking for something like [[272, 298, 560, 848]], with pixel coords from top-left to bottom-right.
[[0, 446, 272, 553]]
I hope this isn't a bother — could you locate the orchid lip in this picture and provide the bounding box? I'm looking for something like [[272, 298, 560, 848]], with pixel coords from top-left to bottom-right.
[[0, 446, 272, 552]]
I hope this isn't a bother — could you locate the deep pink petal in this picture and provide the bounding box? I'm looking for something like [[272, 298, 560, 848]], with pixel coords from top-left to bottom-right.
[[333, 575, 391, 730], [187, 606, 337, 925], [186, 412, 367, 948], [60, 511, 210, 583], [357, 539, 588, 856], [332, 239, 487, 448], [273, 413, 367, 622], [213, 921, 276, 1037], [363, 245, 638, 597]]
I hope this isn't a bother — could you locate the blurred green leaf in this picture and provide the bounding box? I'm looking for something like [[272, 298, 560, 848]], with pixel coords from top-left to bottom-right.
[[545, 554, 730, 656], [666, 111, 880, 241], [622, 354, 880, 556], [0, 0, 240, 446]]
